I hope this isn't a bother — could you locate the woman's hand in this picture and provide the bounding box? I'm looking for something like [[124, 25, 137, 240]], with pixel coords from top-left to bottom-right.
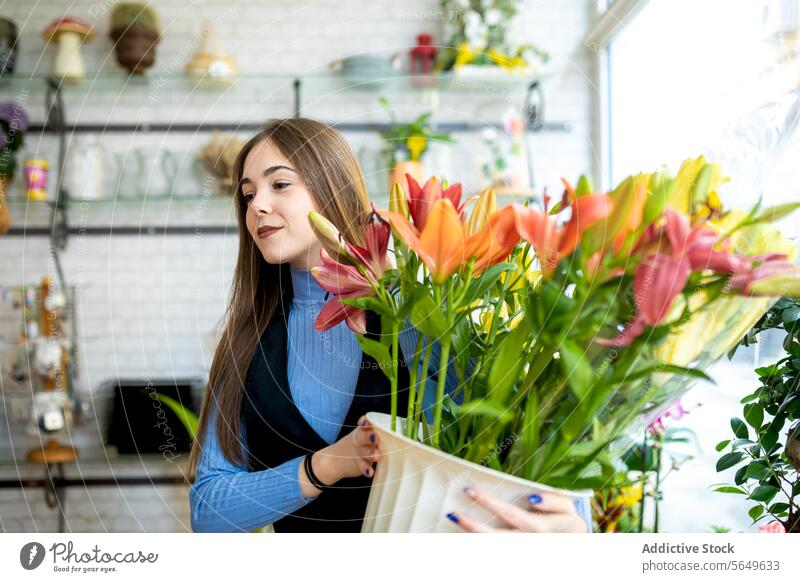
[[446, 486, 588, 533], [299, 416, 381, 497]]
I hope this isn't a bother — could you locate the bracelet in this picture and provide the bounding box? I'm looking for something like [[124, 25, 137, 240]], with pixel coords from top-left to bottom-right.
[[304, 452, 332, 493]]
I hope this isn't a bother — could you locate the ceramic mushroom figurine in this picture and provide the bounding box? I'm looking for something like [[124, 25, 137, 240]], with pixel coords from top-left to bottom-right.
[[41, 17, 95, 81]]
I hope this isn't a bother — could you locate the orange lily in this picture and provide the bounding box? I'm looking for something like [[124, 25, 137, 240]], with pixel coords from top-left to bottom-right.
[[473, 204, 522, 275], [512, 193, 612, 277], [379, 198, 506, 284]]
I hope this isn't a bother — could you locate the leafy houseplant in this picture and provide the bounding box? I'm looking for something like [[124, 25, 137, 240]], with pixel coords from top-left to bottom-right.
[[714, 297, 800, 533], [306, 156, 800, 531], [378, 97, 454, 191], [109, 3, 160, 74]]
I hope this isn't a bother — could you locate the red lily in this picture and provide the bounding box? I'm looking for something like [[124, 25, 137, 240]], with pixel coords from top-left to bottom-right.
[[404, 174, 470, 230]]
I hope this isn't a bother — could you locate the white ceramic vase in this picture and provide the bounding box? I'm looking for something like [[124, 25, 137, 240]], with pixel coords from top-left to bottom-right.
[[361, 412, 592, 533]]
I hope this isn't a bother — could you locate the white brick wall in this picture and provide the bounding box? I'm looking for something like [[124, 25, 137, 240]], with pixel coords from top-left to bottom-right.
[[1, 0, 597, 532]]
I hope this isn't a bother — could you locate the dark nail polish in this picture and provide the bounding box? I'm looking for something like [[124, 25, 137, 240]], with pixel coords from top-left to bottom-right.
[[463, 486, 475, 495], [370, 434, 376, 443], [529, 494, 543, 504], [446, 512, 459, 524]]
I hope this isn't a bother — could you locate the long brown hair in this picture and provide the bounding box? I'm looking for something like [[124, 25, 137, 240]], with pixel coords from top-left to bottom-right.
[[188, 118, 371, 480]]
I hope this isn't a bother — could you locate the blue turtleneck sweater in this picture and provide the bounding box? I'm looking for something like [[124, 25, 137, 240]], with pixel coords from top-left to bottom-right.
[[190, 267, 592, 532]]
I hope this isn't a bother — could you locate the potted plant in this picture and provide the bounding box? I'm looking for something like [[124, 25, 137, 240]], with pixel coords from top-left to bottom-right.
[[109, 3, 160, 74], [0, 100, 28, 234], [434, 0, 548, 77], [307, 157, 800, 532], [41, 17, 95, 81], [713, 297, 800, 533], [378, 97, 454, 193]]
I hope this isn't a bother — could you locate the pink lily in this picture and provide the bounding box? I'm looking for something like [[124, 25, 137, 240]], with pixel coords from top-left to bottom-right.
[[311, 248, 375, 334], [343, 203, 391, 281], [599, 209, 748, 346], [728, 253, 797, 295]]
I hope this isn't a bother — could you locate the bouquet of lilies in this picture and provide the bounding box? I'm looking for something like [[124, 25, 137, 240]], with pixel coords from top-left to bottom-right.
[[308, 157, 800, 490]]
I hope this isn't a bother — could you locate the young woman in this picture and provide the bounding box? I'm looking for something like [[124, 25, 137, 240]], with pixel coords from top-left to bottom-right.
[[188, 118, 591, 533]]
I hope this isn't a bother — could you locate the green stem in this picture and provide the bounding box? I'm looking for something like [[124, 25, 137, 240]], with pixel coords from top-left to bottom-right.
[[411, 338, 434, 440], [405, 331, 425, 438], [390, 319, 400, 431], [432, 282, 454, 449]]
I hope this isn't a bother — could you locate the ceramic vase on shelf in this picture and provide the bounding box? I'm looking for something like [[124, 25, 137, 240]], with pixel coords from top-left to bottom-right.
[[361, 412, 591, 533], [390, 160, 425, 193]]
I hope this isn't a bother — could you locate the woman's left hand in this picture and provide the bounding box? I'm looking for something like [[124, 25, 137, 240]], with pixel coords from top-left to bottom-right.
[[446, 486, 588, 533]]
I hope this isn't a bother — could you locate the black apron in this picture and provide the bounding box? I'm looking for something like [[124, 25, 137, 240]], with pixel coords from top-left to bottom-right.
[[242, 268, 410, 532]]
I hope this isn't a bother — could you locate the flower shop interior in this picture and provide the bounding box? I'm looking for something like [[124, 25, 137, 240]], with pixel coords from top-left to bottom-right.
[[1, 0, 799, 534]]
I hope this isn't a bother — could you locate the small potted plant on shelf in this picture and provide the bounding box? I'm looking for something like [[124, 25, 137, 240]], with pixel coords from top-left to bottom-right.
[[434, 0, 548, 78], [307, 157, 800, 532], [0, 100, 28, 234], [109, 3, 161, 74], [41, 17, 95, 81], [378, 97, 454, 193], [714, 297, 800, 533]]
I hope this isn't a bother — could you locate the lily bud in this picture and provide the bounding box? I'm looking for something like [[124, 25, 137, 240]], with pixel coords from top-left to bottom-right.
[[642, 172, 673, 226], [389, 181, 410, 219], [308, 211, 354, 265], [467, 187, 496, 235], [575, 175, 593, 198]]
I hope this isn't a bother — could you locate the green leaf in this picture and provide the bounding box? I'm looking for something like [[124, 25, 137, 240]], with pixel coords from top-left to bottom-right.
[[459, 262, 516, 307], [355, 335, 393, 380], [339, 295, 391, 317], [734, 465, 748, 485], [488, 327, 528, 404], [749, 484, 779, 503], [782, 306, 800, 324], [760, 429, 779, 453], [716, 451, 745, 472], [753, 202, 800, 224], [731, 417, 749, 439], [744, 462, 771, 481], [769, 502, 790, 514], [520, 388, 540, 478], [744, 402, 764, 430], [558, 339, 593, 401], [451, 399, 513, 423], [410, 294, 448, 339], [715, 439, 731, 452], [713, 486, 746, 495], [749, 505, 764, 521]]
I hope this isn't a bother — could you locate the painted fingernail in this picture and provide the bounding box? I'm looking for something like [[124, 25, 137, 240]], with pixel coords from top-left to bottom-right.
[[359, 418, 365, 426], [364, 467, 373, 477], [528, 494, 543, 504], [463, 486, 476, 497], [446, 512, 459, 524], [370, 434, 376, 443]]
